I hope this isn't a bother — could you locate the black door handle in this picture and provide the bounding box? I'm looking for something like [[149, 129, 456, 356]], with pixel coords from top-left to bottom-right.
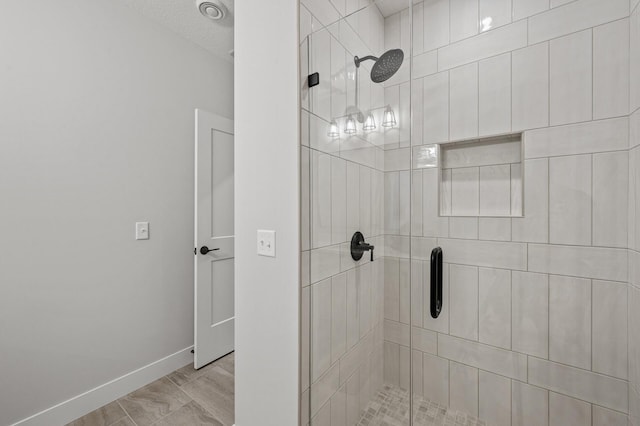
[[430, 247, 443, 319], [200, 246, 220, 255]]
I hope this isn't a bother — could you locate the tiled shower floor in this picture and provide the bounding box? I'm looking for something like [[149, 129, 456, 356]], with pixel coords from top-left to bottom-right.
[[358, 385, 486, 426]]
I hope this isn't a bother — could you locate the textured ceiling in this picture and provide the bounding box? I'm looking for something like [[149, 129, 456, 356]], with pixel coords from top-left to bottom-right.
[[115, 0, 234, 63]]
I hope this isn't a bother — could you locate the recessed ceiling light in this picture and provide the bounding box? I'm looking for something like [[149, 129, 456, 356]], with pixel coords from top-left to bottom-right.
[[197, 0, 227, 21]]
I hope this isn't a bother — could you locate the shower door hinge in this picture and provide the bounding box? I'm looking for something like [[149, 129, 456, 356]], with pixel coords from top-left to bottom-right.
[[308, 72, 320, 88]]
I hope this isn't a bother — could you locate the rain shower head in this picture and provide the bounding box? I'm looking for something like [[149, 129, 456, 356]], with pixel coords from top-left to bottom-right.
[[354, 49, 404, 83]]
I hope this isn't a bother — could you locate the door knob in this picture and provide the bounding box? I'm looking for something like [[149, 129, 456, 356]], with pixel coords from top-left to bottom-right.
[[200, 246, 220, 255]]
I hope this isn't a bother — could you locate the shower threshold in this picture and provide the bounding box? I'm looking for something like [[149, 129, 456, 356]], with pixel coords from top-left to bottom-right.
[[357, 384, 486, 426]]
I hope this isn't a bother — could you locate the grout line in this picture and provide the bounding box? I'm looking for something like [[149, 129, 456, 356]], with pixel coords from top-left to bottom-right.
[[547, 274, 551, 361], [547, 39, 551, 128], [547, 384, 550, 426], [590, 278, 594, 373], [116, 401, 139, 426], [591, 154, 594, 247], [592, 27, 595, 123]]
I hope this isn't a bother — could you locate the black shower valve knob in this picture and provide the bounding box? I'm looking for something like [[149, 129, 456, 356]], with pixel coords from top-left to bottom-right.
[[350, 231, 375, 262]]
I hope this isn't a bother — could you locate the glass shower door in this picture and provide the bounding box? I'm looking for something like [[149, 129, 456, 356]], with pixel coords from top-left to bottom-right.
[[300, 0, 411, 424]]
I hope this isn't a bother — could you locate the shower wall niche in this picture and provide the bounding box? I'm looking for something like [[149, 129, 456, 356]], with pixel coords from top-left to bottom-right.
[[439, 134, 523, 217]]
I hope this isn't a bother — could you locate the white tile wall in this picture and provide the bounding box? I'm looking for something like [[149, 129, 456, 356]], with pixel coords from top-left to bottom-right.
[[548, 154, 592, 246], [479, 53, 511, 136], [512, 271, 549, 358], [311, 29, 332, 122], [512, 0, 548, 21], [632, 7, 640, 112], [302, 147, 311, 251], [439, 20, 528, 71], [423, 168, 450, 236], [479, 371, 511, 426], [512, 158, 549, 242], [593, 405, 629, 426], [422, 71, 450, 144], [549, 30, 592, 126], [528, 357, 628, 412], [510, 163, 523, 216], [449, 63, 479, 140], [593, 19, 630, 120], [478, 217, 511, 241], [438, 334, 527, 381], [512, 42, 550, 131], [449, 264, 479, 340], [524, 117, 629, 159], [331, 157, 347, 244], [438, 238, 527, 270], [423, 0, 449, 52], [479, 164, 511, 216], [549, 392, 592, 426], [479, 0, 512, 31], [592, 280, 628, 379], [451, 167, 480, 215], [330, 385, 346, 425], [593, 151, 628, 248], [549, 0, 572, 7], [512, 381, 549, 426], [312, 278, 334, 382], [449, 361, 479, 416], [423, 353, 449, 406], [312, 151, 333, 248], [332, 273, 348, 364], [528, 244, 628, 282], [548, 275, 592, 370], [448, 217, 477, 239], [441, 138, 521, 169], [528, 0, 628, 44], [450, 0, 479, 43], [478, 267, 511, 349]]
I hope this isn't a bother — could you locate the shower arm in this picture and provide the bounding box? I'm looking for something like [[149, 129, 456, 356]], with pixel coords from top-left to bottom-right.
[[354, 55, 379, 68], [353, 55, 379, 122]]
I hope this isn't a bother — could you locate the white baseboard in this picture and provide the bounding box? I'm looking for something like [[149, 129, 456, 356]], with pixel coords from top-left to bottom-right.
[[11, 346, 194, 426]]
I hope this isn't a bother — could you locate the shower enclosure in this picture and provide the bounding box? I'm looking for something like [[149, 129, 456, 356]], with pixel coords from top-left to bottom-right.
[[301, 0, 639, 424]]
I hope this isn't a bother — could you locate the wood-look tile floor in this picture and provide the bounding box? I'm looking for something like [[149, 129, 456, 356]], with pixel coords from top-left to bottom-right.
[[67, 352, 234, 426]]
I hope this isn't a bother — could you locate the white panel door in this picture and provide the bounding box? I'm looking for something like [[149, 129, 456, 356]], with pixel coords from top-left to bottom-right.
[[194, 109, 234, 369]]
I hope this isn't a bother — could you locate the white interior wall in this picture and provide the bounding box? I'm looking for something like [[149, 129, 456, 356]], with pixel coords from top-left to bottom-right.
[[234, 0, 300, 425], [0, 1, 233, 424]]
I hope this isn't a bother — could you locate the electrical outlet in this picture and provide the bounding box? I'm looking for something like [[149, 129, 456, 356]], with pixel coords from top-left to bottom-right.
[[257, 230, 276, 257]]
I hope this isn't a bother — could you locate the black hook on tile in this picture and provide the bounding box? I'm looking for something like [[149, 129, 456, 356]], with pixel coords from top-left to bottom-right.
[[308, 72, 320, 88]]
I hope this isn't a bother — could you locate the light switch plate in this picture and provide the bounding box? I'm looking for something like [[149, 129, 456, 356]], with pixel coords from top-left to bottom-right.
[[257, 230, 276, 257], [136, 222, 149, 240]]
